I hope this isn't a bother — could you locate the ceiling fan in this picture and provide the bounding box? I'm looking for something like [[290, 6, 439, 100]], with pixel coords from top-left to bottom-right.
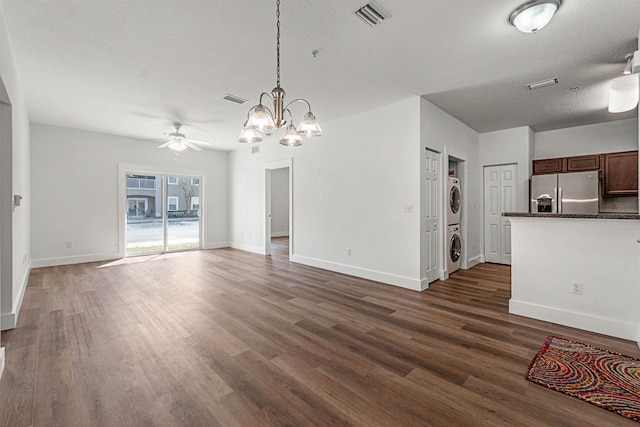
[[157, 122, 213, 152]]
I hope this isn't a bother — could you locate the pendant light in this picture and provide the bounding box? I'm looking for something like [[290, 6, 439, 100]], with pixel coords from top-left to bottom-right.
[[509, 0, 562, 34], [239, 0, 322, 145]]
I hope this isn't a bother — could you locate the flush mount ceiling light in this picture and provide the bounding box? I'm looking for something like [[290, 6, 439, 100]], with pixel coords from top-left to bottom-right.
[[509, 0, 562, 33], [239, 0, 322, 147]]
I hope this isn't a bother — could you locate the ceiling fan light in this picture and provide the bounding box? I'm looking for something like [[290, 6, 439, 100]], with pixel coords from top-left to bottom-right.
[[167, 139, 188, 152], [295, 112, 323, 137], [608, 74, 639, 113], [238, 124, 263, 143], [247, 105, 275, 133], [279, 124, 303, 146], [510, 0, 561, 33]]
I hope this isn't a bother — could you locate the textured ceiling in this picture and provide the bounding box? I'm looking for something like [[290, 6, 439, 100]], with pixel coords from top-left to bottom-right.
[[2, 0, 639, 151]]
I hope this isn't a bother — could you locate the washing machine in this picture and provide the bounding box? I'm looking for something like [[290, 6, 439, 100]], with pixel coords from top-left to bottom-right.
[[447, 177, 461, 225], [447, 224, 461, 274]]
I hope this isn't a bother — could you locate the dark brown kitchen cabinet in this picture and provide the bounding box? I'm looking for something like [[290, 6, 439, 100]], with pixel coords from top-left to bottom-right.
[[533, 157, 565, 175], [566, 154, 601, 172], [602, 151, 638, 196]]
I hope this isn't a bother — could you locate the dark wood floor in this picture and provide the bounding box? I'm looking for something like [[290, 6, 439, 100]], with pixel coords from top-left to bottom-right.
[[1, 237, 638, 426]]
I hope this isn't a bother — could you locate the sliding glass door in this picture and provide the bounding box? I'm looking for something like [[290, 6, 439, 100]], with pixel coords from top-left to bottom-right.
[[166, 176, 201, 251], [125, 173, 201, 256]]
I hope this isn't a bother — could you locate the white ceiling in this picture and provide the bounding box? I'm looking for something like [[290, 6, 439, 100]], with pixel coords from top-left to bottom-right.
[[2, 0, 639, 151]]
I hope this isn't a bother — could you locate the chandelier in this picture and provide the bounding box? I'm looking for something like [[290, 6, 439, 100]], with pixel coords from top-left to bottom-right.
[[238, 0, 322, 146]]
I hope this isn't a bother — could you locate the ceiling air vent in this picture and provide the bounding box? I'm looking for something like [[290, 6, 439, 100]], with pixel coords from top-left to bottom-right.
[[355, 2, 390, 27], [223, 94, 248, 104]]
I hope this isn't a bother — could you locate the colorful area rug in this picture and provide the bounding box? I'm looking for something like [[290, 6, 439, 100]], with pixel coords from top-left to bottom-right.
[[526, 336, 640, 423]]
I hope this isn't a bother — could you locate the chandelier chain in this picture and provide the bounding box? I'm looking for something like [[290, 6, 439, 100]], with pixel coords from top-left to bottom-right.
[[276, 0, 281, 88]]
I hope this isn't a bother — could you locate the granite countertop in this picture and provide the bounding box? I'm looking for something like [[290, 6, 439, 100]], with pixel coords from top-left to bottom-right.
[[503, 212, 640, 220]]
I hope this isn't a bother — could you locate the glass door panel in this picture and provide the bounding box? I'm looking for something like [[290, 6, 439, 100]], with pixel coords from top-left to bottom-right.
[[166, 176, 201, 251], [125, 174, 165, 255]]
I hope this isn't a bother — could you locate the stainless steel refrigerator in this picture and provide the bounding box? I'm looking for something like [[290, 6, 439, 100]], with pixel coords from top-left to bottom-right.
[[530, 171, 599, 214]]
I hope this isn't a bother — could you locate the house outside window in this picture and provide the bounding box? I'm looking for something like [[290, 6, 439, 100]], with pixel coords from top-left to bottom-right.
[[191, 196, 200, 211], [191, 178, 200, 186], [167, 196, 179, 211], [168, 176, 178, 185]]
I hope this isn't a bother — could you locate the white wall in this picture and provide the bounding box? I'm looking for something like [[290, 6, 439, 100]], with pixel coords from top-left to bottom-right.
[[30, 124, 229, 266], [510, 217, 640, 343], [230, 97, 424, 290], [420, 99, 481, 273], [270, 167, 289, 237], [534, 118, 638, 159], [479, 126, 533, 213], [0, 3, 31, 333]]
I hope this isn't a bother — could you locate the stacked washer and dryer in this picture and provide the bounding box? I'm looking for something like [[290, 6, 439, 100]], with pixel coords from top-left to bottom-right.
[[446, 177, 462, 274]]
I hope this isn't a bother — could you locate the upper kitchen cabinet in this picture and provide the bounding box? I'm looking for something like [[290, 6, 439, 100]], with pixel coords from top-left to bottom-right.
[[602, 151, 638, 197], [566, 154, 601, 172], [532, 157, 566, 175]]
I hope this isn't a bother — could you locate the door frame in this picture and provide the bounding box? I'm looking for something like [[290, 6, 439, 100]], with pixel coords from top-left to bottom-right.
[[264, 159, 293, 258], [117, 163, 207, 258]]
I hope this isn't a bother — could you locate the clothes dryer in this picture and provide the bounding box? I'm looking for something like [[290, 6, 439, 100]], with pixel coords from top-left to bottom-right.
[[447, 224, 461, 274], [447, 177, 461, 225]]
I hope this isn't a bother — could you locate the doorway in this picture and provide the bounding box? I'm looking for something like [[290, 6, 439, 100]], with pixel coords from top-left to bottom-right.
[[264, 159, 293, 258], [124, 173, 202, 256]]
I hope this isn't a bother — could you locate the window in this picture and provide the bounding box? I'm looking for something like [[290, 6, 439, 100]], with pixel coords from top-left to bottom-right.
[[168, 176, 178, 185], [191, 178, 200, 186], [167, 196, 179, 211], [191, 197, 200, 211], [126, 175, 156, 189]]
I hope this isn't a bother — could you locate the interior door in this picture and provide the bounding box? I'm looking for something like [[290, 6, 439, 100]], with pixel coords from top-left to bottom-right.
[[424, 149, 440, 284], [484, 164, 518, 265], [499, 165, 517, 264], [484, 166, 501, 263]]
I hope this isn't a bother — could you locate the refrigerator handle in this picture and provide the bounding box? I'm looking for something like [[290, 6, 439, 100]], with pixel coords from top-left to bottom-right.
[[553, 187, 558, 213], [558, 187, 562, 213]]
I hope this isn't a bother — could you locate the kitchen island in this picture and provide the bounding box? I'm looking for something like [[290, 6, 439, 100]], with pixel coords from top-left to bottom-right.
[[504, 212, 640, 345]]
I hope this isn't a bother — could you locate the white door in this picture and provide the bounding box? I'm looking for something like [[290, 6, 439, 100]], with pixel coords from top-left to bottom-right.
[[483, 164, 518, 265], [424, 149, 440, 283], [499, 166, 517, 264]]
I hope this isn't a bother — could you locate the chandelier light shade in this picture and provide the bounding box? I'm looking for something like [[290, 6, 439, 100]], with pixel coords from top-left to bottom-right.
[[238, 123, 263, 143], [279, 124, 303, 146], [509, 0, 562, 34], [239, 0, 322, 146], [608, 74, 639, 114]]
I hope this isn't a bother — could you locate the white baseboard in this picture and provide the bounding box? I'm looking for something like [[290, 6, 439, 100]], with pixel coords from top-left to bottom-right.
[[290, 254, 423, 291], [510, 299, 638, 341], [203, 241, 229, 250], [229, 241, 266, 255], [467, 255, 484, 267], [31, 253, 120, 269], [0, 347, 4, 379], [1, 260, 31, 331], [271, 231, 289, 238]]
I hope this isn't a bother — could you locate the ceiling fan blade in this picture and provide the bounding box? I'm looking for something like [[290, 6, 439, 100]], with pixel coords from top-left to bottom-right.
[[183, 140, 202, 151], [186, 138, 213, 147], [157, 141, 172, 148]]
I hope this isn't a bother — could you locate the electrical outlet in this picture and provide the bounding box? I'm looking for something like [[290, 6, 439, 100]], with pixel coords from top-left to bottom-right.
[[404, 204, 413, 213], [66, 241, 72, 249], [347, 248, 352, 256], [571, 282, 583, 294]]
